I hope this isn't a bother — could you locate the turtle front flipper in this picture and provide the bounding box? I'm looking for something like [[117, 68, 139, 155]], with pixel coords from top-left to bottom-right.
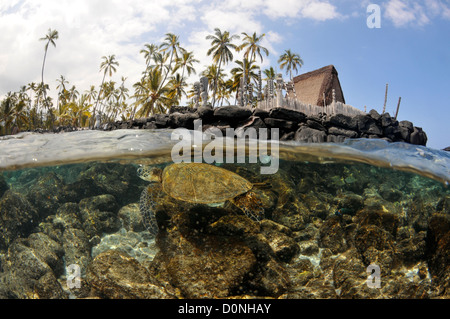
[[139, 183, 163, 236], [232, 191, 265, 222]]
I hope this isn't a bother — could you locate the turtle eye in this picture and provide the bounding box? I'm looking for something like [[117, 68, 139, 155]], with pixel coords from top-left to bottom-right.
[[137, 167, 143, 176]]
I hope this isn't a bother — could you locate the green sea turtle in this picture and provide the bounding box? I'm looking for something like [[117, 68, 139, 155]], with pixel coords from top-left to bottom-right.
[[137, 162, 265, 235]]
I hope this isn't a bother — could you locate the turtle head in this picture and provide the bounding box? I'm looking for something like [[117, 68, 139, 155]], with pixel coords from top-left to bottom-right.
[[137, 166, 163, 183]]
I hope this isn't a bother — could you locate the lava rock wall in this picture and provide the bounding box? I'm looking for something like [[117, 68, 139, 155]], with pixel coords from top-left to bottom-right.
[[103, 106, 428, 146]]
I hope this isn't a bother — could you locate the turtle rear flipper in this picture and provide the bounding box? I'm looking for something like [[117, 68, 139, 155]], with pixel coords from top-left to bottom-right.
[[139, 184, 163, 236], [232, 191, 265, 222]]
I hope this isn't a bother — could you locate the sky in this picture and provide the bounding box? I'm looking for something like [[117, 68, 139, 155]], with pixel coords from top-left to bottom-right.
[[0, 0, 449, 149]]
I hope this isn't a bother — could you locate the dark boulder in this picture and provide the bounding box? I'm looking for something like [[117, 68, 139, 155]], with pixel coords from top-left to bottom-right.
[[214, 106, 252, 120], [327, 114, 357, 131], [264, 118, 297, 131], [169, 112, 199, 129], [197, 106, 214, 121], [306, 119, 327, 132], [353, 114, 382, 136], [328, 127, 358, 138], [368, 109, 381, 122], [252, 108, 270, 120], [295, 127, 327, 143], [410, 127, 427, 146], [154, 114, 170, 128], [269, 108, 306, 123]]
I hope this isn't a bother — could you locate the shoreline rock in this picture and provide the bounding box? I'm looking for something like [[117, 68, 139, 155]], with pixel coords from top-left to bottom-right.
[[101, 106, 428, 146], [9, 106, 429, 147]]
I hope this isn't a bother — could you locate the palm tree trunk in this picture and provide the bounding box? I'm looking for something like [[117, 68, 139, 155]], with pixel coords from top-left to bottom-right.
[[158, 51, 174, 96], [91, 72, 107, 129], [41, 46, 49, 116], [212, 56, 222, 108]]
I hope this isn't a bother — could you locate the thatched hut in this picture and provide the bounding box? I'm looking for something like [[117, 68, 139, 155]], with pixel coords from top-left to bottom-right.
[[290, 65, 345, 107]]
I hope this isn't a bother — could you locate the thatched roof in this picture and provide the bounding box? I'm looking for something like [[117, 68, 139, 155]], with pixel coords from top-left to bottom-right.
[[291, 65, 345, 107]]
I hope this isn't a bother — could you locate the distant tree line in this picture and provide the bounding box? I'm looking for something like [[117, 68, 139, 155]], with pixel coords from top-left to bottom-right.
[[0, 28, 303, 135]]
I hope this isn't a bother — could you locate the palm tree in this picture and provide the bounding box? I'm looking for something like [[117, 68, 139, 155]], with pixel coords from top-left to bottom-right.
[[263, 67, 277, 81], [237, 32, 269, 63], [173, 50, 199, 80], [56, 75, 68, 93], [167, 73, 187, 105], [39, 29, 59, 111], [140, 43, 160, 71], [85, 85, 98, 104], [1, 92, 15, 135], [278, 49, 304, 80], [92, 55, 119, 126], [206, 28, 240, 107], [68, 85, 79, 102], [133, 68, 172, 117], [230, 58, 260, 102], [159, 33, 183, 90]]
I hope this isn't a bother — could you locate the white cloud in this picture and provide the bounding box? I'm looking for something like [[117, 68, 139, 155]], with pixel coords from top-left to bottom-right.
[[384, 0, 450, 27], [301, 1, 339, 21], [0, 0, 343, 102], [263, 0, 339, 20]]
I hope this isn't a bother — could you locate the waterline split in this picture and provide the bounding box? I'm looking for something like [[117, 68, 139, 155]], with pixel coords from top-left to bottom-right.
[[171, 120, 280, 175]]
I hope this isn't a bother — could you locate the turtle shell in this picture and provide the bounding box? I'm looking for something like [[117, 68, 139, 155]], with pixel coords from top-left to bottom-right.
[[162, 163, 253, 204]]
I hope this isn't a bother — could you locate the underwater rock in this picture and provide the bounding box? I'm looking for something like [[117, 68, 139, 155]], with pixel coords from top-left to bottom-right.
[[333, 192, 364, 215], [0, 190, 39, 250], [260, 220, 300, 263], [53, 202, 83, 231], [318, 216, 348, 254], [1, 238, 66, 299], [78, 194, 121, 238], [118, 203, 146, 232], [67, 163, 145, 206], [27, 232, 65, 276], [332, 248, 381, 299], [91, 229, 156, 264], [427, 213, 450, 296], [87, 250, 173, 299], [396, 227, 427, 265], [27, 172, 73, 219], [297, 240, 320, 256], [151, 202, 292, 298], [62, 228, 91, 277], [0, 174, 8, 198], [271, 189, 311, 232]]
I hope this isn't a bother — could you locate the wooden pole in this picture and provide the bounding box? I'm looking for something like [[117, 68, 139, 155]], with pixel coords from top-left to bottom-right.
[[383, 83, 388, 114], [394, 97, 402, 120]]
